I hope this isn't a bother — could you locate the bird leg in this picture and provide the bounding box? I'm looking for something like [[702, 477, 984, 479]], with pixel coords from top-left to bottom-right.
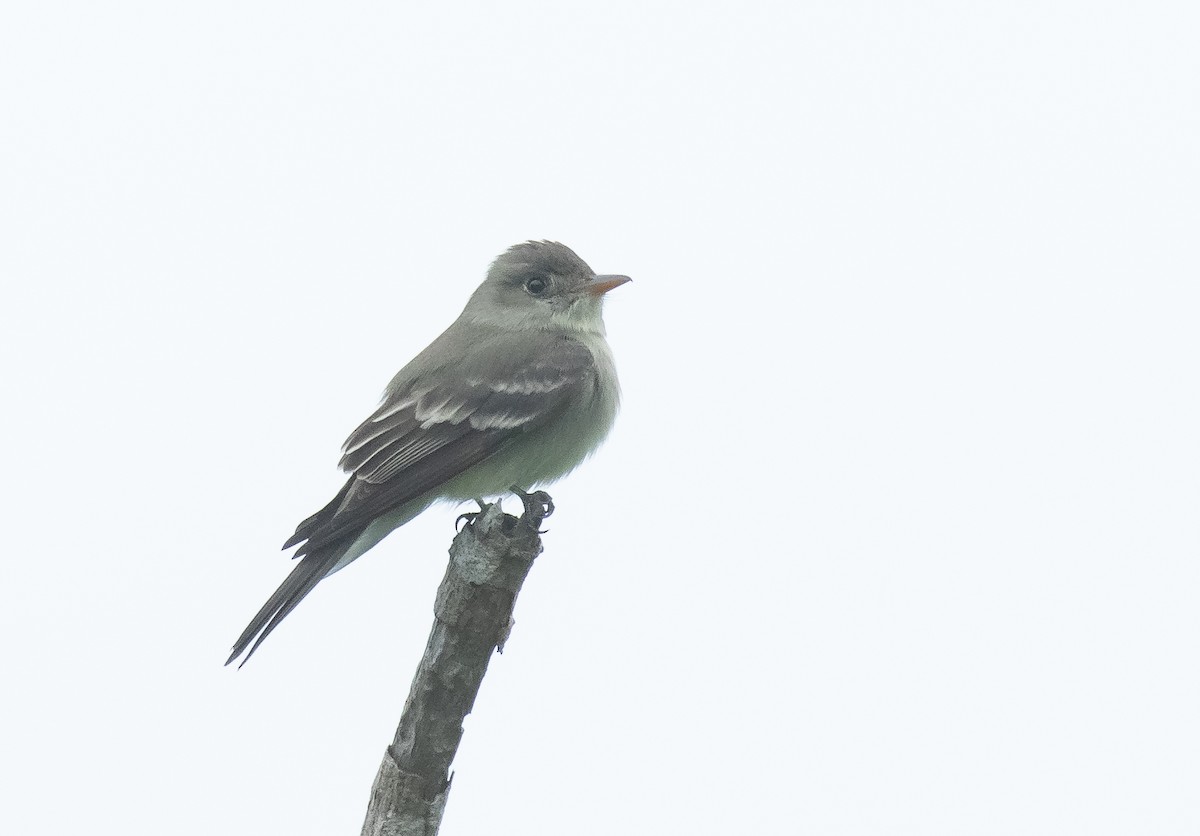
[[509, 485, 554, 531]]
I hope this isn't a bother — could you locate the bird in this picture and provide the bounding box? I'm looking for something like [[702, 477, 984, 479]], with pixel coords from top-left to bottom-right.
[[227, 241, 630, 666]]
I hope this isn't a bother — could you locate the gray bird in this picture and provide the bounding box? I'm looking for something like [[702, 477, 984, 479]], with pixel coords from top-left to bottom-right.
[[227, 241, 629, 666]]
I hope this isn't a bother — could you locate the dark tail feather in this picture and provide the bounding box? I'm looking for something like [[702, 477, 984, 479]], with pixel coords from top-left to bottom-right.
[[226, 547, 343, 668], [282, 477, 355, 551]]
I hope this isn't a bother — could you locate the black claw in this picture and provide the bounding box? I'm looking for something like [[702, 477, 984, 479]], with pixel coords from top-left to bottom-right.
[[456, 499, 490, 530], [509, 486, 554, 529]]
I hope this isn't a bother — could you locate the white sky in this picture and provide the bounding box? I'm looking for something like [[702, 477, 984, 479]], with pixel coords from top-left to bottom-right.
[[2, 2, 1197, 834]]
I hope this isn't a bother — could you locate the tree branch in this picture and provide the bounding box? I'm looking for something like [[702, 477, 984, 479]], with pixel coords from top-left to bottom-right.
[[360, 499, 546, 836]]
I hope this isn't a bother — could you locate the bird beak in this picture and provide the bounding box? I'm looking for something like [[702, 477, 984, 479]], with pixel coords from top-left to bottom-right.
[[585, 274, 632, 296]]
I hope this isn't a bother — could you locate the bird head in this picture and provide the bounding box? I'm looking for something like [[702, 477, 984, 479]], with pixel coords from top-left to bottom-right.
[[464, 241, 631, 334]]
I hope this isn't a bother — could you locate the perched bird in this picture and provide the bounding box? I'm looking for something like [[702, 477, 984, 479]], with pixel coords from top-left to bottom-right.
[[227, 241, 630, 666]]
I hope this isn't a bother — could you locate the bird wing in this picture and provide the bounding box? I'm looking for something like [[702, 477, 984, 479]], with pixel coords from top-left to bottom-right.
[[292, 330, 598, 555], [227, 331, 596, 666]]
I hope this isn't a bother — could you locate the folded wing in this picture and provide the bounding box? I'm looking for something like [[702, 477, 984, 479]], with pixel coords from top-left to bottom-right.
[[227, 331, 596, 665]]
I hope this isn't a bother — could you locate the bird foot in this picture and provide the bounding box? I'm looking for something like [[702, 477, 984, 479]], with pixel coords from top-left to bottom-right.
[[509, 485, 554, 532], [455, 498, 490, 530]]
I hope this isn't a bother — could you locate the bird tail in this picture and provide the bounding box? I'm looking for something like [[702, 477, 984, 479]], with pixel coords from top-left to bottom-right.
[[225, 545, 346, 668], [227, 493, 431, 667]]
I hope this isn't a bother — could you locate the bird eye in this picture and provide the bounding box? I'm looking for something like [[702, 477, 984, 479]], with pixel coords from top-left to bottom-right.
[[525, 277, 548, 295]]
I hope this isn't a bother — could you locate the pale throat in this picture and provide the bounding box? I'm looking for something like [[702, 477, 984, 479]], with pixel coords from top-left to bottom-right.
[[468, 297, 606, 337]]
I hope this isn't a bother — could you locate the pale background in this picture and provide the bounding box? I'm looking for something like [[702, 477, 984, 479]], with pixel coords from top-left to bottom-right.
[[2, 2, 1197, 834]]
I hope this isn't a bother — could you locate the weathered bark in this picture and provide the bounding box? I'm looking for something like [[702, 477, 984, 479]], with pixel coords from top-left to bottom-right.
[[360, 498, 547, 836]]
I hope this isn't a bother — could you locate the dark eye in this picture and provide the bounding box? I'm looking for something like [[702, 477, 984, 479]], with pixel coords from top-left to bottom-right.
[[525, 277, 548, 295]]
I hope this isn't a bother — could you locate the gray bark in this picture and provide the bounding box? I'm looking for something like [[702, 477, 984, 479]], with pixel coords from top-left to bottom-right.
[[360, 499, 546, 836]]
